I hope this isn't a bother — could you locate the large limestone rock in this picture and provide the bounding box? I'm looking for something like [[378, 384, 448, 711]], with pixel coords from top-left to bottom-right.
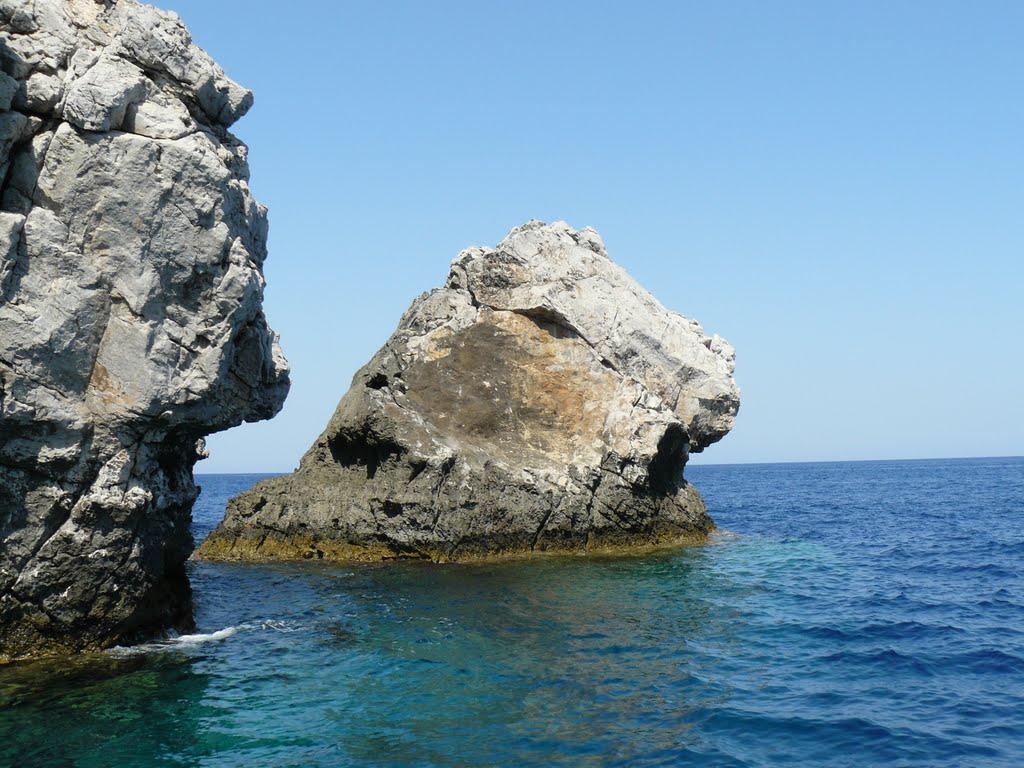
[[198, 222, 737, 562], [0, 0, 288, 661]]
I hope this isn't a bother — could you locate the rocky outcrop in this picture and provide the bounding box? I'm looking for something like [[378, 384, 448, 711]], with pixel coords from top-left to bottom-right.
[[198, 221, 737, 563], [0, 0, 288, 661]]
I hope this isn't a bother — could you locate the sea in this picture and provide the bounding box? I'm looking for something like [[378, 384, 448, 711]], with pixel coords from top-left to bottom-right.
[[1, 457, 1022, 767]]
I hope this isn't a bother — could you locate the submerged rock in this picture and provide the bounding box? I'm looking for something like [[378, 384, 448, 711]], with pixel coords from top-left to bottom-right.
[[199, 221, 738, 562], [0, 0, 288, 661]]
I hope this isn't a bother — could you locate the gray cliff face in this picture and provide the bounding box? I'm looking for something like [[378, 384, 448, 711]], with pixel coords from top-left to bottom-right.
[[198, 221, 738, 563], [0, 0, 288, 661]]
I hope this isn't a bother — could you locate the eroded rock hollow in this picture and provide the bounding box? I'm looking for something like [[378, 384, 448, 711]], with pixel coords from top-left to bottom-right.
[[199, 221, 738, 562], [0, 0, 288, 661]]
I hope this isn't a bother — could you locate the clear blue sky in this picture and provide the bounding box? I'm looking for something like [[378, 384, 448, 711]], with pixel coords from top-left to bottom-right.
[[161, 0, 1023, 472]]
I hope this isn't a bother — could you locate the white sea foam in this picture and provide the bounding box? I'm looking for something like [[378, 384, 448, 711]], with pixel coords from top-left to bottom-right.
[[104, 619, 305, 657], [106, 625, 244, 656], [174, 626, 240, 644], [260, 619, 301, 632]]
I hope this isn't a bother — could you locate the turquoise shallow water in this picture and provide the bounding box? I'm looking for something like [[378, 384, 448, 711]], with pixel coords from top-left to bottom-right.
[[1, 457, 1023, 766]]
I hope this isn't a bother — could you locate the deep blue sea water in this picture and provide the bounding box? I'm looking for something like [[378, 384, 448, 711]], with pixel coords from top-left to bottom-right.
[[1, 457, 1022, 767]]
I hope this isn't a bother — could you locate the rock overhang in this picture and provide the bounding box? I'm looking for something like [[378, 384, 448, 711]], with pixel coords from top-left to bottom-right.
[[0, 0, 288, 661]]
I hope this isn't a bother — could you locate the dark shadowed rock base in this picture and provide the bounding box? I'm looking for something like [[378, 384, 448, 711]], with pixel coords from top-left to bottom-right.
[[197, 454, 714, 563]]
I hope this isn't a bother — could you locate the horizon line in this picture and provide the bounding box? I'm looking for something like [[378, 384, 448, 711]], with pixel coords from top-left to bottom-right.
[[195, 454, 1024, 476], [688, 454, 1023, 468]]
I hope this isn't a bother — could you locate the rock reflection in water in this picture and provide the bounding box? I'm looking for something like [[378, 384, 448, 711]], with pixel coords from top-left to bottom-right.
[[324, 549, 747, 766]]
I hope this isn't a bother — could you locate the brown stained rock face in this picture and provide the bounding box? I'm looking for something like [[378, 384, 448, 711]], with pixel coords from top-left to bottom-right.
[[197, 221, 739, 563], [404, 311, 622, 470]]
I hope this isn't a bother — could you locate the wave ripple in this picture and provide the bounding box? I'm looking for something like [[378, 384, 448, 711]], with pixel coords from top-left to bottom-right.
[[1, 457, 1022, 767]]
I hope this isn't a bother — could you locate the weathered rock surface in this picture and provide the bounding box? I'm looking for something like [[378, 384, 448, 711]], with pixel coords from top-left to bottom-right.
[[198, 221, 737, 563], [0, 0, 288, 661]]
